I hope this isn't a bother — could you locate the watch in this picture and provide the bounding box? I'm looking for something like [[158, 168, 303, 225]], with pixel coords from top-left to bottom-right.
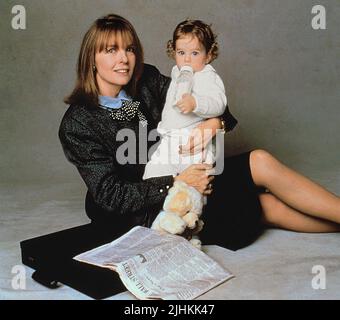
[[220, 118, 226, 134]]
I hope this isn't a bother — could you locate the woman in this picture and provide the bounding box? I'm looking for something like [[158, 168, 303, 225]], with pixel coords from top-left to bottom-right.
[[59, 14, 340, 251]]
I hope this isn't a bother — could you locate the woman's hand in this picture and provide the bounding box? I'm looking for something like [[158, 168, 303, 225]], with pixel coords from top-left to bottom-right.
[[179, 117, 222, 156], [174, 163, 215, 195]]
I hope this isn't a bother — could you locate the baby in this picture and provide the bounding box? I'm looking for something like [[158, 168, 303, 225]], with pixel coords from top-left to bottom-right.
[[143, 19, 227, 180]]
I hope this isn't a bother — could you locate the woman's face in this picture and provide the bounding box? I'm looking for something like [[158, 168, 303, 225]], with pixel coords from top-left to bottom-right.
[[95, 32, 136, 97], [175, 35, 211, 72]]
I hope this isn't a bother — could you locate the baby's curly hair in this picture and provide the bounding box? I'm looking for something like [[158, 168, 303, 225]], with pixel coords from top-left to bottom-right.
[[167, 19, 219, 62]]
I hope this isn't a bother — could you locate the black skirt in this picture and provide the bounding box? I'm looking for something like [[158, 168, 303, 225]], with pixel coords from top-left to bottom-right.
[[200, 151, 265, 251], [86, 151, 265, 251]]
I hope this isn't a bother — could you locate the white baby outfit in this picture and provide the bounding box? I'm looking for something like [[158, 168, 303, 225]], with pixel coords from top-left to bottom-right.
[[143, 64, 227, 180]]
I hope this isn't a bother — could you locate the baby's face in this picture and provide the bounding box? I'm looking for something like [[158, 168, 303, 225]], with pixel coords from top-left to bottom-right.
[[175, 35, 211, 72]]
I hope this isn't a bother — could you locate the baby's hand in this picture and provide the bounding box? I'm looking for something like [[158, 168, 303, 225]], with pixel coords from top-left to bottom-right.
[[176, 94, 196, 114]]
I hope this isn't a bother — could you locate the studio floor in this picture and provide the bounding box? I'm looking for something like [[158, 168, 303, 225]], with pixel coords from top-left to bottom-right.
[[1, 168, 340, 300]]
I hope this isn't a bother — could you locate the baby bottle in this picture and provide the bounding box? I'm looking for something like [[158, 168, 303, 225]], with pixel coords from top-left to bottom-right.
[[175, 65, 194, 103]]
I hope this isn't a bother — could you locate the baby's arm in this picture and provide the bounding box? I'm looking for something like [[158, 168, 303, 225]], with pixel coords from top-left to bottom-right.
[[191, 72, 227, 118]]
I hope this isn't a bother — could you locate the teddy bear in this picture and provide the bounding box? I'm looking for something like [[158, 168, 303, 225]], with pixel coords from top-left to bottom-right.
[[151, 180, 205, 249]]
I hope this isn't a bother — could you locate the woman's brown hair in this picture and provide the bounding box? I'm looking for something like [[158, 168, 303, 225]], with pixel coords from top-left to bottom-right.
[[65, 14, 144, 107], [167, 19, 219, 62]]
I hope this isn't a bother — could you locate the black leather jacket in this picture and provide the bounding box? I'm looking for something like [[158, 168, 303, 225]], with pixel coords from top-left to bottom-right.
[[59, 64, 237, 231]]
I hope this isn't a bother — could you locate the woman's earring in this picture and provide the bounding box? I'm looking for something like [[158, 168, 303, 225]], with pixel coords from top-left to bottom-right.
[[93, 65, 96, 72]]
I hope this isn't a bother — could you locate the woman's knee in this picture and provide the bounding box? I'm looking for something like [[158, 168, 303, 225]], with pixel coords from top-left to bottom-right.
[[250, 149, 274, 165], [249, 149, 276, 185]]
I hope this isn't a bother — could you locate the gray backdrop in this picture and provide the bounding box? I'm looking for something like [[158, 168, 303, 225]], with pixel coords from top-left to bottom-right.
[[1, 0, 339, 191]]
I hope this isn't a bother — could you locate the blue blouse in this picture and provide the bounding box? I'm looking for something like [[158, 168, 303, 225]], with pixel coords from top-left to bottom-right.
[[98, 90, 132, 110]]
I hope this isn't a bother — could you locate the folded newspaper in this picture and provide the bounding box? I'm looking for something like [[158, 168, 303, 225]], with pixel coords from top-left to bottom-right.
[[74, 226, 234, 300]]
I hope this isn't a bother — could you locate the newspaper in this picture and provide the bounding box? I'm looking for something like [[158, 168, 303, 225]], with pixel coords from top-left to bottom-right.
[[74, 226, 234, 300]]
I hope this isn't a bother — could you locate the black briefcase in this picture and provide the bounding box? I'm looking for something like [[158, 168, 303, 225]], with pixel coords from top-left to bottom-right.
[[20, 223, 126, 299]]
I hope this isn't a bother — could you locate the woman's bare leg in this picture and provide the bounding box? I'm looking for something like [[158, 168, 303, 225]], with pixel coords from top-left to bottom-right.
[[259, 193, 340, 232], [250, 149, 340, 225]]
